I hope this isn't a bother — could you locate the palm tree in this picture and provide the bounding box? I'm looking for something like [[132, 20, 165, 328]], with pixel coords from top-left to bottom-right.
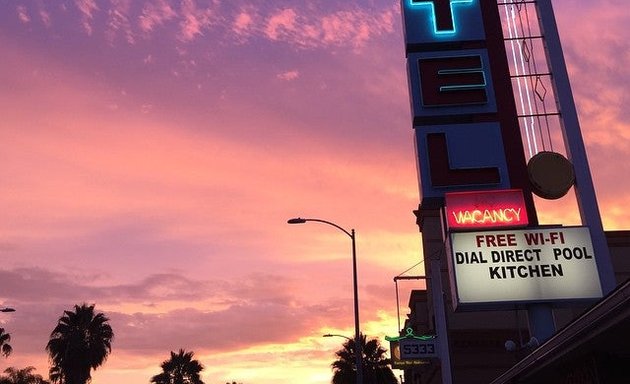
[[150, 349, 205, 384], [0, 328, 11, 358], [45, 304, 114, 384], [331, 333, 398, 384], [47, 365, 62, 384], [0, 366, 50, 384]]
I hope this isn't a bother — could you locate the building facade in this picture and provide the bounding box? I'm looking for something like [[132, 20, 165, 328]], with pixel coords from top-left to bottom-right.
[[400, 230, 630, 384]]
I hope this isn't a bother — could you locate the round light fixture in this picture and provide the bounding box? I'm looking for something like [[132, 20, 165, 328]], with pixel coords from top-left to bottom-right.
[[527, 151, 575, 200]]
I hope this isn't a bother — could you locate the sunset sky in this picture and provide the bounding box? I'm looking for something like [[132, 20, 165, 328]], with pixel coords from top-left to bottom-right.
[[1, 1, 629, 383]]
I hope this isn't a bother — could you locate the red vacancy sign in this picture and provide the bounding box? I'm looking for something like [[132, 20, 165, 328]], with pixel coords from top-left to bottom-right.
[[445, 189, 529, 230]]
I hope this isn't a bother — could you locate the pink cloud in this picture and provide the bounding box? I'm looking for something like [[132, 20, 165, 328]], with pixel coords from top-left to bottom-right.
[[74, 0, 97, 18], [321, 9, 395, 49], [262, 6, 396, 49], [178, 0, 216, 42], [277, 70, 299, 81], [554, 4, 630, 147], [139, 0, 177, 33], [74, 0, 98, 35], [106, 0, 135, 44], [8, 2, 400, 52], [0, 267, 360, 357], [233, 11, 254, 36], [17, 5, 30, 23], [265, 8, 298, 41], [39, 9, 51, 27]]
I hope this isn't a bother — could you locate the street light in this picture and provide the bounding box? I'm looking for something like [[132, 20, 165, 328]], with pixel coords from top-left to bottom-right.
[[288, 217, 363, 384], [323, 333, 352, 340]]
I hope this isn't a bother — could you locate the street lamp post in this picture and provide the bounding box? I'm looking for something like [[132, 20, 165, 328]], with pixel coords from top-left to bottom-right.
[[288, 217, 363, 384], [323, 333, 352, 340]]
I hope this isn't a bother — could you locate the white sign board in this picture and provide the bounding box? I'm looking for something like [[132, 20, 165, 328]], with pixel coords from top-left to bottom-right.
[[448, 226, 603, 309]]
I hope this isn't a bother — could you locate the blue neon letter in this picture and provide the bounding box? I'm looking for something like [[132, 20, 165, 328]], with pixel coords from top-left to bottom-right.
[[411, 0, 474, 34]]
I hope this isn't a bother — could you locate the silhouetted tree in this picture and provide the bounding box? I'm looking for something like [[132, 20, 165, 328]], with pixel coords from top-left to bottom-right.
[[47, 365, 62, 384], [46, 304, 114, 384], [150, 349, 204, 384], [0, 366, 50, 384], [331, 333, 397, 384], [0, 328, 12, 358]]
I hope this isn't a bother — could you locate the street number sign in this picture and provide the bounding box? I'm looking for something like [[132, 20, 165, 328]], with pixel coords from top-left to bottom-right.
[[399, 338, 438, 358]]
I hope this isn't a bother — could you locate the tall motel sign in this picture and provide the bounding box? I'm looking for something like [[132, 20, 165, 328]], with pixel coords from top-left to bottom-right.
[[397, 1, 617, 383]]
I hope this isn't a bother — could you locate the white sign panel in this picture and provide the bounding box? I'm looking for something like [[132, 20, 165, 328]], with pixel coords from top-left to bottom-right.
[[449, 226, 603, 308]]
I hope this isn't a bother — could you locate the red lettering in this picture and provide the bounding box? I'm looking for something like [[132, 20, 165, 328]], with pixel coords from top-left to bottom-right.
[[475, 233, 517, 247]]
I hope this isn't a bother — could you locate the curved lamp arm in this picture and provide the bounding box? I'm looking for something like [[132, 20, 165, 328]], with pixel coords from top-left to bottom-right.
[[287, 217, 353, 239], [323, 333, 353, 341]]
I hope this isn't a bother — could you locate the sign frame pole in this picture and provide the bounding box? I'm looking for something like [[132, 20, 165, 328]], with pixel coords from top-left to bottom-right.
[[535, 0, 616, 294], [418, 201, 453, 384]]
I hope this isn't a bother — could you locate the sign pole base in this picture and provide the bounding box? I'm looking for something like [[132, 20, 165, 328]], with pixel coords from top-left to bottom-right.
[[526, 304, 555, 344]]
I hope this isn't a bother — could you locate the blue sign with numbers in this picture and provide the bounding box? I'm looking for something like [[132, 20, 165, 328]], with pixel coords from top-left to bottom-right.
[[400, 338, 439, 358]]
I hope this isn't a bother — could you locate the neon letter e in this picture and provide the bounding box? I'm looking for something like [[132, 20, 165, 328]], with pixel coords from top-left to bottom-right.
[[418, 55, 487, 106]]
